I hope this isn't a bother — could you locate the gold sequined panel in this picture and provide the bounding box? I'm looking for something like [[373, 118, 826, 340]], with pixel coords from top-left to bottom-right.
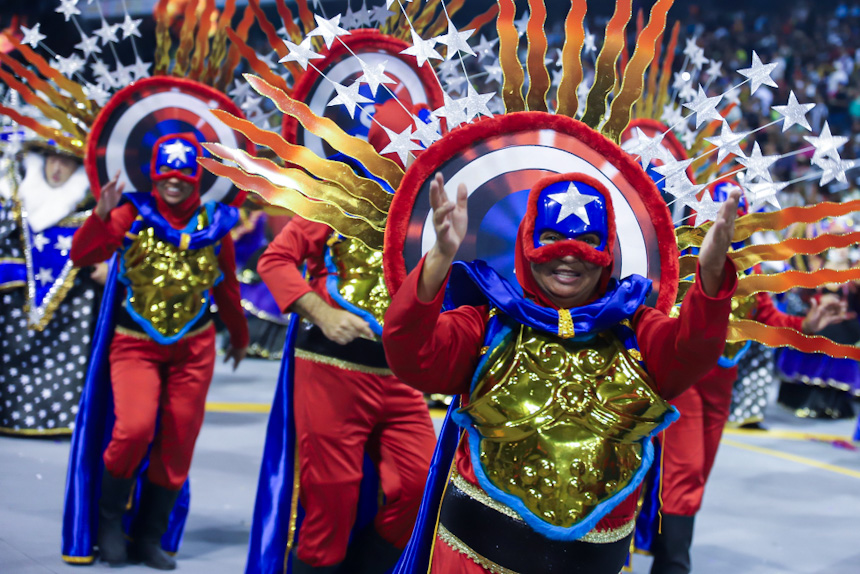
[[123, 212, 221, 338], [723, 294, 758, 360], [460, 324, 671, 529], [329, 236, 390, 327]]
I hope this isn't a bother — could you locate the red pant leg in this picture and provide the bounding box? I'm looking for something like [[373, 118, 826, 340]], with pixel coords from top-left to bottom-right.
[[431, 536, 490, 573], [365, 377, 436, 549], [659, 383, 706, 516], [699, 367, 735, 484], [103, 333, 166, 479], [146, 326, 216, 490], [293, 358, 375, 567]]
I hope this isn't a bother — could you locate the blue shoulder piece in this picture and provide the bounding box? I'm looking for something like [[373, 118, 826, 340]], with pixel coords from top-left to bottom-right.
[[125, 193, 239, 249], [323, 242, 383, 336]]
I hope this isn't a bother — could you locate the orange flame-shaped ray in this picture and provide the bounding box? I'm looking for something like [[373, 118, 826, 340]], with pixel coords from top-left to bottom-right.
[[525, 0, 550, 112], [556, 0, 587, 118], [728, 319, 860, 361], [581, 0, 632, 129], [497, 0, 525, 112]]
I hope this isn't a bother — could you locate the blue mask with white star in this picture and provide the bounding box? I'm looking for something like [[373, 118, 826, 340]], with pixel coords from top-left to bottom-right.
[[533, 180, 609, 251], [153, 137, 200, 180]]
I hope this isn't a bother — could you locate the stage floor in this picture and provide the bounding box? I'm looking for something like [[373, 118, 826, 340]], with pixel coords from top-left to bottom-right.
[[2, 355, 858, 573]]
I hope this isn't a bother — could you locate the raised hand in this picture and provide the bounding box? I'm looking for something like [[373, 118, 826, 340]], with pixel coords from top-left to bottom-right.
[[698, 187, 742, 297], [802, 294, 855, 334], [95, 170, 125, 221], [430, 172, 468, 259]]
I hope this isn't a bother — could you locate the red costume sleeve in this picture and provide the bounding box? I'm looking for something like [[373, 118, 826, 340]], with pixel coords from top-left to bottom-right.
[[382, 256, 488, 395], [753, 291, 804, 330], [213, 233, 250, 349], [70, 203, 138, 267], [257, 217, 333, 312], [634, 259, 739, 401]]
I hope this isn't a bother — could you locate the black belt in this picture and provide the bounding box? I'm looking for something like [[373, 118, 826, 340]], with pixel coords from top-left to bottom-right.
[[294, 320, 388, 369], [438, 482, 632, 574]]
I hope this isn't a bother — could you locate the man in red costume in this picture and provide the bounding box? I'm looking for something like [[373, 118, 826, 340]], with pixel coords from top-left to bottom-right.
[[650, 183, 849, 574], [256, 104, 436, 573], [382, 172, 742, 573], [70, 133, 248, 570]]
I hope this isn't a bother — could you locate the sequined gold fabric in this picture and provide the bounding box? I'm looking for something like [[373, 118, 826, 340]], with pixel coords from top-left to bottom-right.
[[123, 212, 221, 338], [460, 324, 671, 528], [723, 293, 758, 360], [329, 236, 390, 327]]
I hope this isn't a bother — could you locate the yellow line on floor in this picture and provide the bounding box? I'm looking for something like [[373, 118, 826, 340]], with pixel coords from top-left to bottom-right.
[[723, 427, 855, 443], [721, 438, 860, 479], [205, 402, 271, 413]]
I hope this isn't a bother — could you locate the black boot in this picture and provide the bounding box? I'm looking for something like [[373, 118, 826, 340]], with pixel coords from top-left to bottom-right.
[[97, 469, 135, 566], [129, 482, 181, 570], [650, 514, 695, 574], [338, 525, 403, 574], [290, 553, 341, 573]]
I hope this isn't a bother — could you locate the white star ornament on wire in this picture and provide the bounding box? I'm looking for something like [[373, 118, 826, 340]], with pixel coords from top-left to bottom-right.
[[20, 24, 47, 48], [280, 38, 323, 70], [704, 121, 749, 163], [772, 91, 815, 132], [683, 86, 723, 129], [357, 60, 396, 97], [56, 0, 81, 22], [379, 125, 423, 166], [120, 14, 143, 40], [804, 122, 849, 165], [94, 20, 120, 45], [437, 19, 476, 60], [548, 183, 599, 225], [738, 51, 779, 95], [400, 29, 442, 68], [327, 81, 372, 119], [737, 142, 778, 182], [308, 14, 350, 50]]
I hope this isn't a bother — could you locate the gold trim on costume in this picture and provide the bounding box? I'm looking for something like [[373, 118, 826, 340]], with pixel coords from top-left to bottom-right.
[[450, 468, 635, 544], [61, 555, 95, 564], [283, 441, 302, 574], [437, 524, 520, 574], [0, 256, 25, 263], [627, 348, 643, 362], [179, 233, 191, 251], [114, 320, 213, 342], [0, 280, 26, 291], [293, 349, 392, 376], [427, 431, 462, 574], [480, 346, 489, 355], [0, 426, 73, 436], [557, 308, 575, 338]]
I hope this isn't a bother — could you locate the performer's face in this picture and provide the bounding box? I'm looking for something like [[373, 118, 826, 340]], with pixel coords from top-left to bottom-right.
[[530, 230, 603, 308], [44, 153, 79, 188], [154, 166, 196, 205]]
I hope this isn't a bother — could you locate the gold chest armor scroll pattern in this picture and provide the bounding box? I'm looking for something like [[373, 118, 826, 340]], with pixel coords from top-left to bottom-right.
[[459, 324, 673, 529], [123, 211, 221, 338], [328, 235, 390, 328], [722, 293, 758, 360]]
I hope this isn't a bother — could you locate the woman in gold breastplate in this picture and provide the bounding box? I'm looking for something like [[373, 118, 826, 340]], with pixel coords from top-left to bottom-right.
[[382, 172, 743, 574]]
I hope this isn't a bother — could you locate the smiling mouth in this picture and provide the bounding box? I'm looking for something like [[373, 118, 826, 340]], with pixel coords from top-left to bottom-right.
[[552, 269, 582, 283]]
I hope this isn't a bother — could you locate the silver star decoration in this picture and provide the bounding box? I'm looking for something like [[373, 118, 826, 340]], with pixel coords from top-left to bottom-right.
[[119, 14, 143, 40], [679, 127, 698, 150], [241, 95, 264, 118], [445, 75, 468, 95], [327, 80, 372, 119], [804, 122, 849, 165], [723, 86, 741, 106], [667, 177, 706, 207], [548, 182, 599, 225], [437, 58, 460, 79], [462, 85, 494, 120], [437, 18, 476, 60], [473, 34, 499, 61], [690, 48, 709, 71], [433, 94, 468, 130], [739, 172, 785, 212], [75, 33, 101, 58], [131, 57, 151, 80], [94, 20, 120, 45], [514, 11, 530, 36], [280, 38, 323, 70], [112, 63, 133, 87], [83, 83, 111, 106], [738, 51, 779, 95], [737, 142, 778, 182], [54, 235, 73, 254], [678, 82, 697, 102], [413, 115, 442, 147], [357, 60, 396, 97], [230, 79, 253, 101], [551, 68, 563, 87], [379, 125, 423, 165], [706, 60, 723, 79], [353, 2, 372, 28], [661, 103, 684, 128], [683, 37, 701, 59], [32, 233, 51, 252], [401, 29, 442, 68], [483, 62, 503, 85], [704, 121, 749, 163], [622, 127, 669, 169], [91, 59, 114, 87], [692, 192, 721, 226], [55, 55, 84, 78], [35, 267, 55, 286], [817, 158, 856, 186], [162, 140, 193, 164], [583, 31, 596, 53], [773, 91, 815, 132], [55, 0, 81, 22], [340, 6, 359, 29], [683, 86, 723, 129], [308, 14, 350, 50], [672, 71, 690, 92], [20, 23, 47, 48], [653, 158, 696, 182], [369, 5, 395, 25]]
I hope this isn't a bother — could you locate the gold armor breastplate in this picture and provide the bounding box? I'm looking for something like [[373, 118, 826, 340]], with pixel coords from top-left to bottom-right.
[[460, 323, 672, 528], [123, 212, 221, 338], [328, 236, 390, 327]]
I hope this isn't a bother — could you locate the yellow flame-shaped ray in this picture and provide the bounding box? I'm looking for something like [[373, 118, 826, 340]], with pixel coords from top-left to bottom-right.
[[0, 70, 85, 140], [225, 29, 291, 94], [248, 0, 287, 61], [216, 3, 255, 91], [497, 0, 525, 113], [189, 0, 216, 80], [736, 267, 860, 299], [556, 0, 587, 118], [199, 157, 384, 250], [246, 75, 404, 192], [0, 52, 90, 125], [204, 0, 237, 84], [274, 0, 304, 43], [204, 143, 387, 230], [727, 319, 860, 360], [0, 104, 82, 156], [525, 0, 550, 112], [603, 0, 673, 142], [172, 0, 198, 77], [581, 0, 632, 129], [210, 109, 393, 213], [153, 0, 172, 76], [6, 36, 88, 104], [426, 0, 467, 39]]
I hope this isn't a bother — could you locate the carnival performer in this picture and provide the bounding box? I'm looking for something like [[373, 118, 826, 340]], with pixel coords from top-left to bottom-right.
[[67, 133, 248, 570], [0, 141, 102, 436], [382, 171, 741, 574], [648, 185, 851, 574], [254, 120, 437, 572]]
